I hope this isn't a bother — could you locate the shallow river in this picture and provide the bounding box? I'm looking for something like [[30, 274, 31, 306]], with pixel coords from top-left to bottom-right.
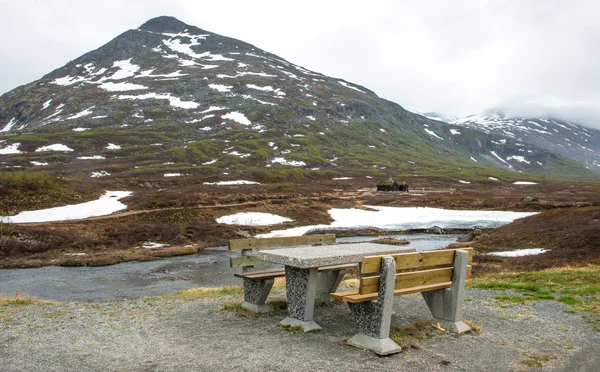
[[0, 234, 461, 302]]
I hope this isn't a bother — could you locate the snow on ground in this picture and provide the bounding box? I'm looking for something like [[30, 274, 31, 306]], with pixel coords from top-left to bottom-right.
[[137, 69, 187, 78], [119, 93, 199, 109], [0, 191, 132, 223], [513, 181, 539, 185], [507, 155, 530, 164], [66, 107, 95, 120], [424, 128, 444, 140], [30, 161, 48, 166], [487, 248, 550, 257], [338, 81, 365, 93], [203, 180, 260, 185], [99, 82, 148, 91], [221, 112, 251, 125], [306, 116, 316, 121], [450, 129, 461, 135], [458, 180, 471, 184], [1, 118, 17, 132], [201, 106, 227, 113], [271, 157, 305, 166], [202, 159, 218, 165], [489, 177, 499, 181], [216, 212, 292, 226], [257, 206, 536, 238], [470, 157, 478, 162], [106, 143, 121, 150], [91, 171, 110, 178], [208, 84, 233, 93], [164, 173, 183, 177], [77, 155, 105, 160], [42, 99, 52, 109], [0, 143, 22, 154], [142, 242, 170, 249], [35, 144, 74, 152], [333, 177, 353, 180], [491, 151, 510, 165], [107, 59, 140, 80], [246, 84, 285, 96], [72, 128, 90, 132]]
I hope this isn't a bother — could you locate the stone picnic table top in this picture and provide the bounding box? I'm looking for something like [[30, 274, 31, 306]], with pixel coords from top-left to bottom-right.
[[254, 242, 415, 269]]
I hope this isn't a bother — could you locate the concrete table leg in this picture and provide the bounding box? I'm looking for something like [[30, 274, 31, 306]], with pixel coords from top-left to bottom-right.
[[280, 266, 322, 332], [315, 269, 346, 303]]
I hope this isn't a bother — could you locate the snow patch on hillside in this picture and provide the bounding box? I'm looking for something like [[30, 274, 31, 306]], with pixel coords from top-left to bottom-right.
[[203, 180, 260, 185], [216, 212, 292, 226], [338, 81, 365, 93], [118, 93, 199, 109], [0, 191, 132, 223], [271, 157, 305, 166], [0, 143, 22, 154], [35, 144, 74, 152], [221, 112, 251, 125], [99, 82, 148, 91]]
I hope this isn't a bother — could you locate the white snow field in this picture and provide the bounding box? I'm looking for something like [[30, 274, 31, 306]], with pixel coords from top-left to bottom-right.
[[216, 212, 292, 226], [513, 181, 539, 185], [203, 180, 260, 185], [0, 191, 132, 223], [487, 248, 550, 257], [257, 206, 536, 238]]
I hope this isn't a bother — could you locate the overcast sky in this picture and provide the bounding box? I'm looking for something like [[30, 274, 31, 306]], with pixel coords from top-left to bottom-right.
[[2, 0, 600, 129]]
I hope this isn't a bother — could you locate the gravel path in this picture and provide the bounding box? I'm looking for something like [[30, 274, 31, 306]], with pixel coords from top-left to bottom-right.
[[1, 287, 598, 371]]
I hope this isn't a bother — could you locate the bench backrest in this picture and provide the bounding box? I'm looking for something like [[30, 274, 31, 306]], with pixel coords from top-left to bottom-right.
[[229, 234, 336, 268], [358, 248, 473, 296]]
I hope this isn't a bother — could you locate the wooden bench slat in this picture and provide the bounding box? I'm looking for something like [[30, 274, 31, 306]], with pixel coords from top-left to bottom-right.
[[329, 289, 359, 301], [234, 270, 286, 280], [229, 234, 336, 251], [361, 248, 474, 274], [359, 265, 472, 295], [342, 282, 454, 303]]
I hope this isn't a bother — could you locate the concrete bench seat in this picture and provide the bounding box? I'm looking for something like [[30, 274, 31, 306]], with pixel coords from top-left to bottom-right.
[[331, 248, 473, 355]]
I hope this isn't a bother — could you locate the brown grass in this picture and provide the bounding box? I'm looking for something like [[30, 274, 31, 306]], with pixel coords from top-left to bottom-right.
[[472, 206, 600, 273]]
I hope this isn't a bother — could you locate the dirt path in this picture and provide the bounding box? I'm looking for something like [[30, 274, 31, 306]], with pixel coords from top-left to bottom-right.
[[1, 286, 598, 371]]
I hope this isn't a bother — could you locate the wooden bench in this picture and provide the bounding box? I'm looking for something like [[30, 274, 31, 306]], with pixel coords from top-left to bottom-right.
[[330, 248, 473, 355], [229, 234, 355, 312]]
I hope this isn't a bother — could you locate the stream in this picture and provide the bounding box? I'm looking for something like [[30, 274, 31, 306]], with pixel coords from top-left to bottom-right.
[[0, 234, 462, 302]]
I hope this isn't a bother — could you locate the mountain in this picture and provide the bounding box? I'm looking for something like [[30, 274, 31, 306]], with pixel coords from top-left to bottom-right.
[[451, 110, 600, 172], [0, 16, 596, 182]]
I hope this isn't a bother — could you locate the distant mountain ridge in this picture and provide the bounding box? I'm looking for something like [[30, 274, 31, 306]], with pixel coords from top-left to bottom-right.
[[449, 111, 600, 171], [0, 16, 596, 181]]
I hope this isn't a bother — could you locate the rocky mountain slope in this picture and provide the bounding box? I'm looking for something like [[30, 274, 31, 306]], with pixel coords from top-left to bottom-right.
[[448, 110, 600, 172], [0, 16, 595, 182]]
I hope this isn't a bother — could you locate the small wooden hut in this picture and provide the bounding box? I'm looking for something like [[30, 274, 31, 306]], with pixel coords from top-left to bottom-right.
[[376, 179, 409, 192]]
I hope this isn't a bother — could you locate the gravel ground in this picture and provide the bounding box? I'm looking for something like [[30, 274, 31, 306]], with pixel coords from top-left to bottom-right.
[[1, 287, 599, 371]]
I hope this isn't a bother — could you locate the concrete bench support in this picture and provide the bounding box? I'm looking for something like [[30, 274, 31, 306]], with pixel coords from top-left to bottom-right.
[[346, 256, 401, 355], [280, 267, 322, 332], [421, 250, 471, 334], [241, 277, 274, 313], [315, 269, 346, 303]]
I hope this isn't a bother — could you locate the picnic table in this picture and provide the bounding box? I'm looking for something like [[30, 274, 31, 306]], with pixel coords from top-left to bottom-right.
[[255, 242, 414, 332]]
